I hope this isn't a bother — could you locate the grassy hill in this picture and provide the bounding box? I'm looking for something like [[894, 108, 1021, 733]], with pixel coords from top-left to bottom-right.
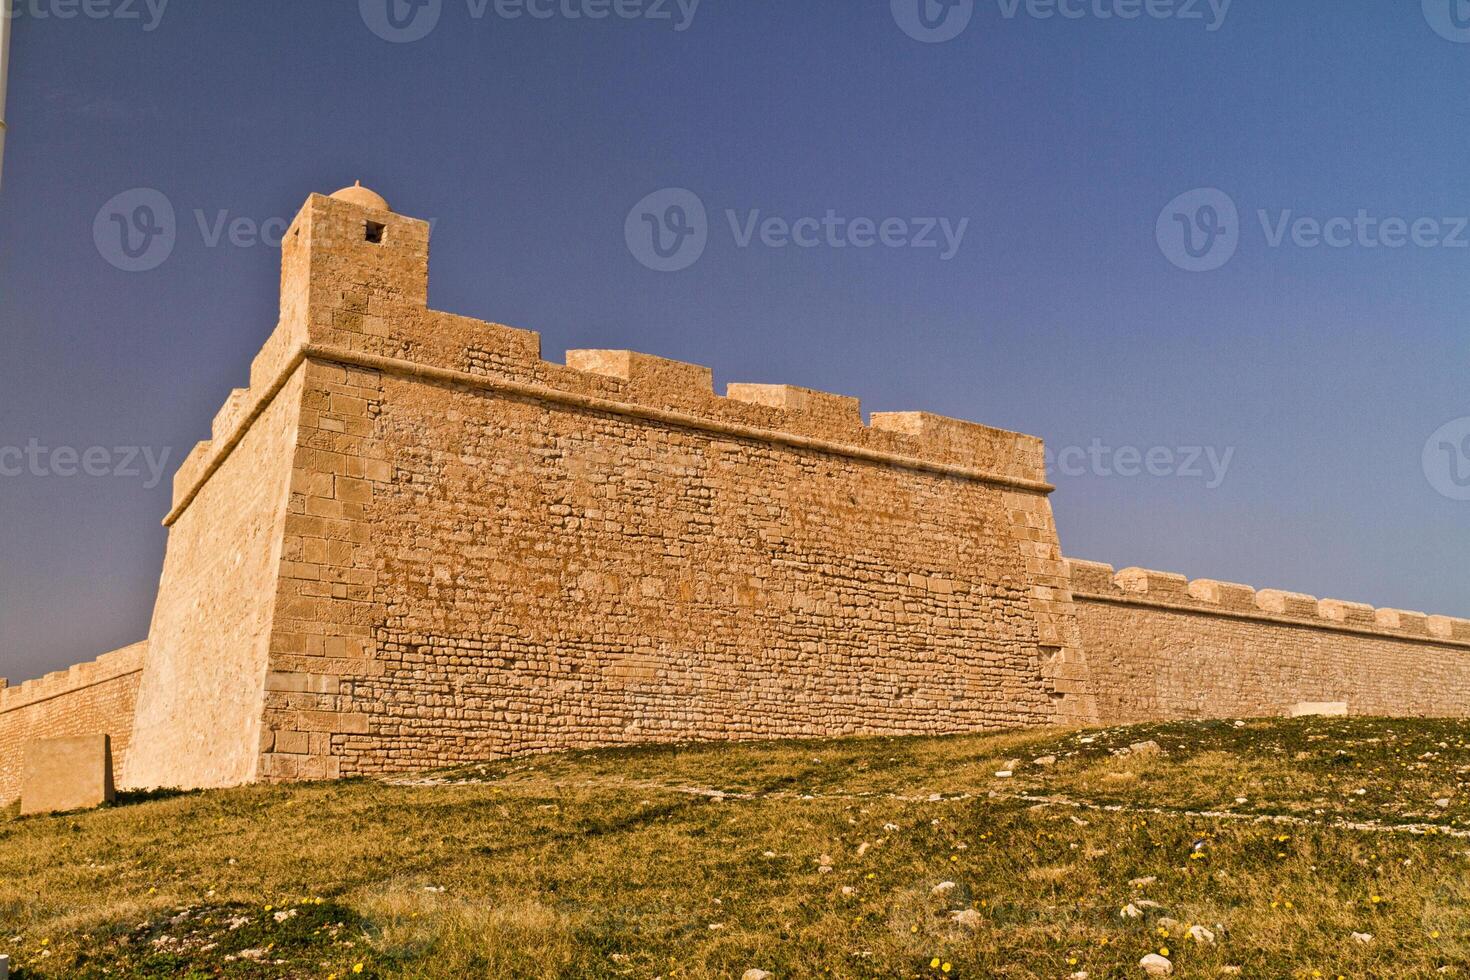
[[5, 717, 1470, 978]]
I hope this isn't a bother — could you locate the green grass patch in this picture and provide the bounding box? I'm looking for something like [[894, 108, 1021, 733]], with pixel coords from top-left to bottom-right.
[[4, 717, 1470, 977]]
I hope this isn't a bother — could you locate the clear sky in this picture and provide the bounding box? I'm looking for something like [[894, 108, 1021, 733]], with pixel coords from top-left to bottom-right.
[[1, 1, 1467, 683]]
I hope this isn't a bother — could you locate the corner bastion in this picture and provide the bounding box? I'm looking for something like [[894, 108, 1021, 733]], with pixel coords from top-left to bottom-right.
[[6, 185, 1093, 798]]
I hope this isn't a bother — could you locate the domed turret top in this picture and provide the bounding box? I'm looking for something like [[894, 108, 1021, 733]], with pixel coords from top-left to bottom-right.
[[329, 180, 391, 213]]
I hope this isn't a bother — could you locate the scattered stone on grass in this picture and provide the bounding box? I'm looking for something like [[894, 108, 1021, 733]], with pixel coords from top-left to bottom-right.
[[1140, 952, 1174, 975]]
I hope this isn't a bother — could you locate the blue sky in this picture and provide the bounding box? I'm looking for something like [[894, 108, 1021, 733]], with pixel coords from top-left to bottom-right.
[[1, 1, 1467, 681]]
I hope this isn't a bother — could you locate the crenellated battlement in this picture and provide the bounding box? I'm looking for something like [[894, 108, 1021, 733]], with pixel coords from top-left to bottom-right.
[[1068, 559, 1470, 646], [164, 193, 1053, 523], [0, 642, 147, 715]]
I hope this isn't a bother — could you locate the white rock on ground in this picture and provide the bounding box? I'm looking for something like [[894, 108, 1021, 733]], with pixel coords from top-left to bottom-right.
[[1352, 931, 1374, 944], [950, 909, 983, 930], [1140, 953, 1174, 976], [742, 970, 773, 980], [932, 881, 957, 896], [1189, 925, 1216, 944]]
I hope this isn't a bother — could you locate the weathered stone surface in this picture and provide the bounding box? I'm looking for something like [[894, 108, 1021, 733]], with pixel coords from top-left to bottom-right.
[[21, 734, 114, 815]]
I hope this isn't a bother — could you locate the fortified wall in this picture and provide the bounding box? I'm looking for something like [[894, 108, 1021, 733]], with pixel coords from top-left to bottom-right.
[[2, 184, 1467, 802], [11, 184, 1094, 797], [1069, 560, 1470, 723], [0, 643, 145, 802]]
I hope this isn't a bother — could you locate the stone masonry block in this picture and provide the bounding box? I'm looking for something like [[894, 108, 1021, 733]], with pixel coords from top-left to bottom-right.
[[22, 735, 115, 816], [1374, 608, 1428, 633], [1317, 599, 1377, 626], [1255, 590, 1319, 617], [1114, 568, 1189, 599], [1188, 578, 1257, 610], [725, 383, 862, 426], [1066, 560, 1116, 594]]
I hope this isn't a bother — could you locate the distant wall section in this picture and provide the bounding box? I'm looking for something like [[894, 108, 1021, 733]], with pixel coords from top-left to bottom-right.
[[0, 643, 145, 804], [1069, 560, 1470, 724]]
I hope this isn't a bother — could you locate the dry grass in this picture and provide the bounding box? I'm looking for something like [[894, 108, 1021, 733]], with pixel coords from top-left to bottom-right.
[[4, 717, 1470, 977]]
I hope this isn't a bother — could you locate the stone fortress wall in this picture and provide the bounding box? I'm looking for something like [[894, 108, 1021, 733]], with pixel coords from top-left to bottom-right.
[[1069, 560, 1470, 724], [0, 643, 145, 802], [208, 188, 1092, 786], [2, 183, 1467, 803]]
